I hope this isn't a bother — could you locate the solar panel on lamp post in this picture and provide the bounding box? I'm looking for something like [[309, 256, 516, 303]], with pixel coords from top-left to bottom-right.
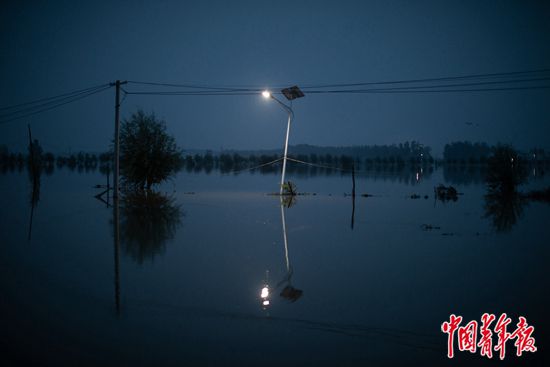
[[262, 86, 305, 195]]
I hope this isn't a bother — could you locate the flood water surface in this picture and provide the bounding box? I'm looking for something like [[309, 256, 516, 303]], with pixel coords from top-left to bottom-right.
[[1, 169, 549, 366]]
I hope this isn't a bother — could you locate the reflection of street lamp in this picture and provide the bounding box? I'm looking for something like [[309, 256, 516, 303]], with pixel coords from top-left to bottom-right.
[[262, 86, 305, 195], [257, 201, 302, 310], [260, 270, 271, 309], [260, 285, 270, 308]]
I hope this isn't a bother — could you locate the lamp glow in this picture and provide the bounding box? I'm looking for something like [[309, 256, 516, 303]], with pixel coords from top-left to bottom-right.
[[261, 286, 269, 299], [262, 90, 271, 99]]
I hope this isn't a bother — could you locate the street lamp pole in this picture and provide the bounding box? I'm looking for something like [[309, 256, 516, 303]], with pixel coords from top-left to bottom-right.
[[262, 86, 304, 195], [270, 96, 293, 195], [280, 108, 292, 196]]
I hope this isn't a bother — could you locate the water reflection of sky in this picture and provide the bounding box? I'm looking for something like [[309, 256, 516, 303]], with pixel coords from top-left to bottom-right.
[[0, 169, 548, 366]]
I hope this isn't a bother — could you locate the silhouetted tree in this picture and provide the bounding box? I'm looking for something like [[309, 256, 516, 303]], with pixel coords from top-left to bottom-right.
[[120, 110, 183, 190], [484, 145, 528, 232], [486, 145, 528, 195]]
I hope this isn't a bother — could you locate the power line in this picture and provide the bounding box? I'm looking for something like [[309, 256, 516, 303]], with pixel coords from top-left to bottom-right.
[[0, 84, 112, 119], [0, 83, 111, 111], [305, 85, 550, 94], [126, 68, 550, 93], [123, 83, 550, 96], [124, 90, 260, 96], [286, 157, 356, 173], [2, 68, 549, 124], [323, 76, 550, 92], [124, 69, 550, 96], [0, 85, 112, 123], [220, 157, 284, 175], [299, 68, 550, 89], [127, 80, 259, 92], [0, 85, 112, 124]]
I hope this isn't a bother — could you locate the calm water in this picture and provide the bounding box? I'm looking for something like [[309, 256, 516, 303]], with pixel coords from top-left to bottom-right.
[[1, 168, 549, 366]]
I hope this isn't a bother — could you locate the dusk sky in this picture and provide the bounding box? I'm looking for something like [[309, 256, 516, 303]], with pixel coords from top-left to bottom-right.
[[1, 0, 549, 156]]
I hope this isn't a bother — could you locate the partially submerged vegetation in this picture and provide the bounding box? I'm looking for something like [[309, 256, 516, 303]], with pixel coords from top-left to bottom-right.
[[120, 110, 184, 191], [482, 145, 550, 232], [435, 185, 459, 202], [282, 181, 297, 196]]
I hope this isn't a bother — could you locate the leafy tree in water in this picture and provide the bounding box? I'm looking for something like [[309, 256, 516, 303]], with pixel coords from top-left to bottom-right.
[[486, 145, 528, 194], [484, 145, 528, 232], [120, 110, 183, 190]]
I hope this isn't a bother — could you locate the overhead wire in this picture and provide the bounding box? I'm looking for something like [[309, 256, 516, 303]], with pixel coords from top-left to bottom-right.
[[0, 85, 113, 124], [0, 84, 112, 119], [124, 70, 550, 96], [127, 80, 260, 92], [298, 68, 550, 89], [124, 90, 260, 96], [0, 83, 111, 112], [219, 157, 284, 175], [123, 84, 550, 96], [305, 85, 550, 94], [2, 68, 549, 125]]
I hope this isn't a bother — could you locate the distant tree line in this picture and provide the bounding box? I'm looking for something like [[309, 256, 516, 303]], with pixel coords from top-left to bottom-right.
[[185, 151, 435, 185], [2, 141, 549, 176], [182, 150, 433, 174], [266, 141, 431, 158], [0, 144, 113, 175], [443, 141, 549, 165]]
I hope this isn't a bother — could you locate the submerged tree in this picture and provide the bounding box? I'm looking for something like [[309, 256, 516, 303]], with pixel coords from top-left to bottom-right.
[[120, 110, 183, 190], [484, 145, 528, 232], [486, 145, 528, 194]]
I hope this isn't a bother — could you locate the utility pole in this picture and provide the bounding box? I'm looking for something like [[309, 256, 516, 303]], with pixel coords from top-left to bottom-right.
[[112, 80, 127, 198], [111, 79, 126, 316]]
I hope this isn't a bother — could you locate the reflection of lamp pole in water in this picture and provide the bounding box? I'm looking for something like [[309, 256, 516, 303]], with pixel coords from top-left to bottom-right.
[[277, 198, 303, 302], [261, 86, 304, 195], [280, 198, 290, 273], [259, 199, 303, 311]]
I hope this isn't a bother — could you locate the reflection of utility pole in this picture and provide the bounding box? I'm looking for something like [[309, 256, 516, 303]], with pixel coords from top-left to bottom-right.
[[27, 124, 40, 241], [113, 195, 121, 316], [27, 124, 34, 170], [351, 163, 356, 230], [111, 80, 127, 199]]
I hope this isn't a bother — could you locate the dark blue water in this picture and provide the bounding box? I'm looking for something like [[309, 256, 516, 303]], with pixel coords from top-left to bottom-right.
[[1, 168, 548, 366]]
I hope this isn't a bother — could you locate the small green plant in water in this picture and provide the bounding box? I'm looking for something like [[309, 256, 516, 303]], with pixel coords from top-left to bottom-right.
[[282, 181, 297, 196]]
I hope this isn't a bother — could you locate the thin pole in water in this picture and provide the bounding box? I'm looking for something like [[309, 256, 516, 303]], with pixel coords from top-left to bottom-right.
[[112, 80, 127, 198]]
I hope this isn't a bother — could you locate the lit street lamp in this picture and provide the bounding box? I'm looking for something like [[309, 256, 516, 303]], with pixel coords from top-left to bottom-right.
[[262, 86, 305, 195]]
